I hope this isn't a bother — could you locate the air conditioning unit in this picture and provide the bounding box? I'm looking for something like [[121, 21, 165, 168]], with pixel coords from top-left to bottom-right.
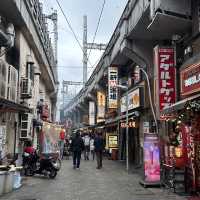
[[20, 113, 32, 140], [0, 59, 8, 99], [21, 78, 32, 99], [7, 65, 18, 102], [150, 0, 191, 20]]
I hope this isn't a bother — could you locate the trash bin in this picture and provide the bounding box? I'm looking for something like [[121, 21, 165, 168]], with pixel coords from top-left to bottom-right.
[[111, 149, 118, 160], [3, 171, 14, 194], [0, 171, 6, 195]]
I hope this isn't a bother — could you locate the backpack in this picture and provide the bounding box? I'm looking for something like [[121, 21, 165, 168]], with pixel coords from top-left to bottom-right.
[[84, 136, 90, 146]]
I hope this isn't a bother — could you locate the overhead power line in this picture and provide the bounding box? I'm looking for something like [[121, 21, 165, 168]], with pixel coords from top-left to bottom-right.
[[55, 0, 93, 67], [87, 0, 106, 65]]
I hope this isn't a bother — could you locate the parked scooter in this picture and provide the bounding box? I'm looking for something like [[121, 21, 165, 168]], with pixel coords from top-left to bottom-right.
[[22, 153, 59, 179]]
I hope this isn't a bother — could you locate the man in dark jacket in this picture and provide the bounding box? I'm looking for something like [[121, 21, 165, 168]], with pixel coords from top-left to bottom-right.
[[94, 132, 104, 169], [70, 131, 84, 169]]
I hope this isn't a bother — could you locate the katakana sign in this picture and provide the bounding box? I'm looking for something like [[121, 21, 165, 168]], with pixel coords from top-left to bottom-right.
[[154, 46, 176, 114]]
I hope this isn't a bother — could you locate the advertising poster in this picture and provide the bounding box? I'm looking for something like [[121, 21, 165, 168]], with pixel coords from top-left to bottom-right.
[[108, 67, 118, 109], [40, 122, 61, 153], [144, 134, 160, 183], [97, 91, 105, 123]]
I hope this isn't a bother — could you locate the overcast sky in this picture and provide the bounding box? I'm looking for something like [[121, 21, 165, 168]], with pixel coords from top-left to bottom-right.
[[42, 0, 127, 101]]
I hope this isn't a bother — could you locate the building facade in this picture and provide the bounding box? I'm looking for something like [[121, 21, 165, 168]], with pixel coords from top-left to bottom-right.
[[0, 0, 58, 163]]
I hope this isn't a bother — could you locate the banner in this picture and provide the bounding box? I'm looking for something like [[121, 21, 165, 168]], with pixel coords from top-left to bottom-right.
[[97, 91, 105, 122], [40, 122, 61, 153], [108, 67, 118, 109], [89, 101, 95, 125], [154, 46, 176, 117]]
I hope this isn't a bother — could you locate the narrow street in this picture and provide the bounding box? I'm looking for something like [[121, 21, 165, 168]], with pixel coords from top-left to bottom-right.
[[1, 159, 186, 200]]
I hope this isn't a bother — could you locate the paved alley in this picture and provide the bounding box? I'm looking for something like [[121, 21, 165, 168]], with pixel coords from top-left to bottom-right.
[[0, 159, 187, 200]]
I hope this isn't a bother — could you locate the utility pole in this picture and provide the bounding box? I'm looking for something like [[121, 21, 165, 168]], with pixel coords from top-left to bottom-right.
[[82, 15, 107, 85], [83, 15, 87, 85]]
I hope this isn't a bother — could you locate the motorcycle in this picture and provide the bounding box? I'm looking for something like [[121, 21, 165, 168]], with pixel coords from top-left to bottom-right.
[[22, 153, 59, 179]]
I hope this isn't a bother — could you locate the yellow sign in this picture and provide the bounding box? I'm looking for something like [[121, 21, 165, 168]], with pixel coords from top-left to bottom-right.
[[97, 91, 105, 122], [120, 121, 138, 128], [108, 135, 118, 149]]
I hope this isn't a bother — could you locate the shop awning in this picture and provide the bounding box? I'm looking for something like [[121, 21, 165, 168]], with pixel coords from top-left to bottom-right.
[[0, 98, 31, 113], [161, 93, 200, 114]]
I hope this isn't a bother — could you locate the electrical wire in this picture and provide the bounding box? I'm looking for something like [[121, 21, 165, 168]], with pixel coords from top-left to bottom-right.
[[55, 0, 93, 67], [87, 0, 106, 66]]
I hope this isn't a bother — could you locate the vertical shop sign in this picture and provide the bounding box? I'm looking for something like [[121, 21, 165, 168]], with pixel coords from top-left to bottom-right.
[[97, 91, 105, 122], [108, 67, 118, 109], [144, 134, 160, 183], [89, 101, 95, 125], [154, 46, 176, 117]]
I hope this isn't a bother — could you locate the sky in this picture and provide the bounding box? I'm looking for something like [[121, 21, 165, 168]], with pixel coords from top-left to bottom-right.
[[41, 0, 128, 103]]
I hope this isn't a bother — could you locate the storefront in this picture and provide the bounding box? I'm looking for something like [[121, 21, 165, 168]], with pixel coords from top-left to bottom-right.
[[119, 87, 143, 166], [161, 61, 200, 193]]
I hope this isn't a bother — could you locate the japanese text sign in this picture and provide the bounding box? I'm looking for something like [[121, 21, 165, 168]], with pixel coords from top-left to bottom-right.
[[97, 91, 105, 122], [155, 46, 176, 113], [180, 63, 200, 96], [108, 67, 118, 109]]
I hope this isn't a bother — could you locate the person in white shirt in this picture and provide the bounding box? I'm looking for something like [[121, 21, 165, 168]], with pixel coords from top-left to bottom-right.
[[90, 135, 95, 160], [83, 133, 90, 160]]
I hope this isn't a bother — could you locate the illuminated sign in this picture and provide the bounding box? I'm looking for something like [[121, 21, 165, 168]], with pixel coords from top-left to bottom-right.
[[108, 135, 118, 149], [144, 134, 160, 183], [154, 46, 176, 116], [108, 67, 118, 109], [120, 121, 138, 128], [180, 63, 200, 96], [120, 88, 141, 113], [97, 91, 105, 122]]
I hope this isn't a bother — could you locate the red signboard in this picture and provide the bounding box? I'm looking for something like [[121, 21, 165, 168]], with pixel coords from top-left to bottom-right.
[[155, 47, 176, 113], [180, 63, 200, 96]]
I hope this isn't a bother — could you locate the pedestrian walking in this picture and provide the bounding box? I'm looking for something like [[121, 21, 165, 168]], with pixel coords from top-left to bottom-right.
[[94, 132, 104, 169], [90, 135, 95, 160], [59, 128, 65, 160], [70, 131, 85, 169], [83, 133, 90, 160]]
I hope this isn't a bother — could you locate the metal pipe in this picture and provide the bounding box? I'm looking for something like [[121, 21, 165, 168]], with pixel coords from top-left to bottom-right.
[[138, 67, 158, 134], [125, 89, 129, 171]]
